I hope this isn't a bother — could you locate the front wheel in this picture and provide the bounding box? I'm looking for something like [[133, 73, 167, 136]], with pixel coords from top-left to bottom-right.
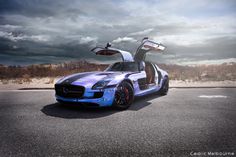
[[113, 81, 134, 110], [159, 77, 169, 95]]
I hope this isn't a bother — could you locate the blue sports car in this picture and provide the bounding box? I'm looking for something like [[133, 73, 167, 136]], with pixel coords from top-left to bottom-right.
[[55, 37, 168, 109]]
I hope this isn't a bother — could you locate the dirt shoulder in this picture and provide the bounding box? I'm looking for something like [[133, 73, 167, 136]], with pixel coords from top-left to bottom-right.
[[169, 80, 236, 88], [0, 77, 58, 90]]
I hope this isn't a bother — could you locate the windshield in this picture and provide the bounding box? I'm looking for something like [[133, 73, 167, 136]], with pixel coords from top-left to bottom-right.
[[106, 62, 139, 72]]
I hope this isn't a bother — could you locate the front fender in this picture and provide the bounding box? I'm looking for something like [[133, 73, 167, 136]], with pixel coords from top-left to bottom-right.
[[107, 73, 127, 86]]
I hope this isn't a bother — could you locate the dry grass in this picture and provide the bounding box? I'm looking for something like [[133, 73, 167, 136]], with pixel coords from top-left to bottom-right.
[[1, 79, 9, 84], [45, 78, 55, 84], [0, 61, 235, 83]]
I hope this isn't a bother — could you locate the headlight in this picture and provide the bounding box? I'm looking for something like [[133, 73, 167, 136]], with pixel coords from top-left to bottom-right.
[[92, 80, 111, 90]]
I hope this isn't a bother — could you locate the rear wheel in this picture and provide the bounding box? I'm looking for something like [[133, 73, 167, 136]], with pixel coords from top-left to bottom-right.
[[159, 77, 169, 95], [113, 81, 134, 110]]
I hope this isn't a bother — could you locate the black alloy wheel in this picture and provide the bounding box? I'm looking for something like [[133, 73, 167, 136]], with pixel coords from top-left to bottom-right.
[[159, 77, 169, 95], [113, 81, 134, 110]]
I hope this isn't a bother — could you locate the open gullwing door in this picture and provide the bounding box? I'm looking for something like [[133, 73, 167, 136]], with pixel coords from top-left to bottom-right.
[[91, 43, 134, 62], [134, 37, 166, 62]]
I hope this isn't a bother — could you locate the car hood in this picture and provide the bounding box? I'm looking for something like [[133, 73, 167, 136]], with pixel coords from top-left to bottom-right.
[[57, 71, 130, 88]]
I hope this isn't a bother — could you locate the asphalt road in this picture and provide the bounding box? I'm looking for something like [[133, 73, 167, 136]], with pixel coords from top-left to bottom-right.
[[0, 88, 235, 156]]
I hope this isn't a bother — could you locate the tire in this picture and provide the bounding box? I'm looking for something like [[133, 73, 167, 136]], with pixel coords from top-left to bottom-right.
[[57, 99, 64, 104], [159, 77, 169, 95], [56, 100, 66, 106], [113, 81, 134, 110]]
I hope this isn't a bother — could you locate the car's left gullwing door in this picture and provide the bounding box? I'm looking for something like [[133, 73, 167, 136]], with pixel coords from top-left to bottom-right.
[[134, 37, 166, 62], [91, 43, 134, 62]]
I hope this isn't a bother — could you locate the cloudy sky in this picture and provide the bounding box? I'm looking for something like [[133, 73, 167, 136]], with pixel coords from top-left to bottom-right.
[[0, 0, 236, 65]]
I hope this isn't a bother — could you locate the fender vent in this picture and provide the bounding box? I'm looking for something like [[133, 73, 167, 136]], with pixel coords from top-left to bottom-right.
[[93, 92, 104, 98]]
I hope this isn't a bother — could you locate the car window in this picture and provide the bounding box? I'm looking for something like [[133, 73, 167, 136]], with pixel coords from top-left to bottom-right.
[[106, 62, 139, 72]]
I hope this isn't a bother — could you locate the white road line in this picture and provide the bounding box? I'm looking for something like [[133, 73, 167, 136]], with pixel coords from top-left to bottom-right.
[[199, 95, 228, 98]]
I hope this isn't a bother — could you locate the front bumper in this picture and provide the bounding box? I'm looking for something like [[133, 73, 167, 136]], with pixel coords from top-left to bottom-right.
[[55, 87, 116, 107]]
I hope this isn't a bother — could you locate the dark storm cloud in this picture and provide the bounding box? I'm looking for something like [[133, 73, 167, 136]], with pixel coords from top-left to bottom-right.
[[0, 0, 84, 17], [0, 0, 235, 65], [146, 36, 236, 65]]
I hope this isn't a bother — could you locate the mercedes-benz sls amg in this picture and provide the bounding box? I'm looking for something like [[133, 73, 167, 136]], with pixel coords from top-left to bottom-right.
[[55, 37, 168, 109]]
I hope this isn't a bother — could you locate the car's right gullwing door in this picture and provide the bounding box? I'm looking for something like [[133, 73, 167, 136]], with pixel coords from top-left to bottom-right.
[[134, 37, 166, 62]]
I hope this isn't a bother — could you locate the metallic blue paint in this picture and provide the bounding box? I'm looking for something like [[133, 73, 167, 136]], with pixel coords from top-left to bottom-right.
[[55, 86, 116, 107], [54, 38, 168, 107], [55, 69, 167, 107]]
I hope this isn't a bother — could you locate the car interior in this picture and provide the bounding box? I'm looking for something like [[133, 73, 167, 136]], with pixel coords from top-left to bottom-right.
[[106, 62, 139, 72], [145, 62, 155, 84]]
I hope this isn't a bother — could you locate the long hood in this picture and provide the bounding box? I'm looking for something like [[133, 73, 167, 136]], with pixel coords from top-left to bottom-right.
[[57, 71, 130, 88]]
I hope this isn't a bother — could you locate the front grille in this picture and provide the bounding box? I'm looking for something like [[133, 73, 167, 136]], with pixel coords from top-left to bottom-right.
[[55, 84, 85, 98]]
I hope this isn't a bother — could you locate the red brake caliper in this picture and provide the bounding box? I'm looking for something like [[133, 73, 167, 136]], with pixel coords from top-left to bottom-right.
[[124, 87, 129, 102]]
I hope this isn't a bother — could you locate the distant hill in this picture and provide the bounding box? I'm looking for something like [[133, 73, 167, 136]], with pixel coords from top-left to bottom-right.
[[0, 60, 235, 81]]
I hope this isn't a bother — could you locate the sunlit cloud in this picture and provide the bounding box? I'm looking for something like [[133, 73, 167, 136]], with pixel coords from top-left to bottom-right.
[[112, 37, 137, 43], [129, 28, 154, 36]]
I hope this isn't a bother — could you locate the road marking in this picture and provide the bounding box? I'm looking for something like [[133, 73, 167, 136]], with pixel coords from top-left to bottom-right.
[[199, 95, 227, 98]]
